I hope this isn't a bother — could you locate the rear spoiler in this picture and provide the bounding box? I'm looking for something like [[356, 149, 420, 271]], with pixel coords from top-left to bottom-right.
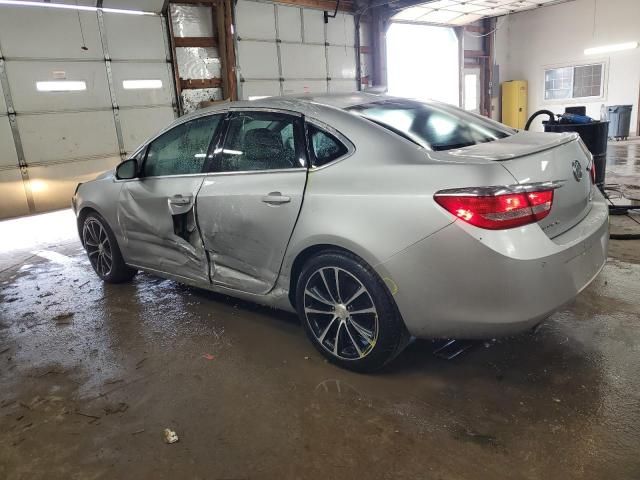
[[447, 131, 579, 161]]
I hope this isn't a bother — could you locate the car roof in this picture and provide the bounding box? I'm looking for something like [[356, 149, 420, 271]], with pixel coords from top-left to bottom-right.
[[190, 92, 397, 118]]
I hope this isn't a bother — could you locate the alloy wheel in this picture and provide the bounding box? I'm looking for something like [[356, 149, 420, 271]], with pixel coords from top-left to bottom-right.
[[83, 218, 113, 278], [303, 267, 379, 360]]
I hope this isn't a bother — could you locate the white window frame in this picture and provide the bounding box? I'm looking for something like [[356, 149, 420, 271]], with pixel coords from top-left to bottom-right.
[[542, 60, 607, 104]]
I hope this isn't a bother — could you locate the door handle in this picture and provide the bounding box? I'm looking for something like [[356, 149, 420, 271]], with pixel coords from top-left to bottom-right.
[[261, 192, 291, 205], [169, 194, 193, 206]]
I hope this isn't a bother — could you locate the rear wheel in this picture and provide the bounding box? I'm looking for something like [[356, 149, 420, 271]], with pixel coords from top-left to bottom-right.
[[82, 212, 136, 283], [296, 250, 408, 372]]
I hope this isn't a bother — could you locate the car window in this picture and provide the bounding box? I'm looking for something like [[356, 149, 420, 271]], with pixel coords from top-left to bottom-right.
[[143, 115, 222, 177], [215, 112, 301, 172], [348, 100, 512, 151], [308, 125, 348, 167]]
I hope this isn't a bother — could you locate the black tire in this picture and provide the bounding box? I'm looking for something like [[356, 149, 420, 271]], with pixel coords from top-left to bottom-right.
[[81, 212, 137, 284], [295, 250, 409, 372]]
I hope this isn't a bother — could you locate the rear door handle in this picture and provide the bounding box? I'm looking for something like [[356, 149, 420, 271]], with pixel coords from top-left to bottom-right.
[[169, 194, 193, 205], [261, 192, 291, 205]]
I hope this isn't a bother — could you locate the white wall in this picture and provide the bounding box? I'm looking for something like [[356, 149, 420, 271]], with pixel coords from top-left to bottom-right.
[[494, 0, 639, 134]]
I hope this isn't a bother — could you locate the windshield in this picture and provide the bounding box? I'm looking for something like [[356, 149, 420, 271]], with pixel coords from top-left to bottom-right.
[[348, 100, 514, 151]]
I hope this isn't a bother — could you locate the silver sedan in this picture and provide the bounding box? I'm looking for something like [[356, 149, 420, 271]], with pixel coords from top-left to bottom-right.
[[72, 93, 609, 371]]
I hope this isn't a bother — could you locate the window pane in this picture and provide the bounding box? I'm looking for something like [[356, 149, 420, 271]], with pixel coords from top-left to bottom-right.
[[573, 64, 603, 98], [144, 115, 221, 177], [217, 112, 299, 172], [308, 125, 348, 167], [348, 100, 511, 151], [544, 67, 572, 100]]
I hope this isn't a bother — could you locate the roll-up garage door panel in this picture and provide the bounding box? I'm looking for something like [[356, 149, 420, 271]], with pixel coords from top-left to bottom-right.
[[328, 46, 357, 79], [103, 14, 166, 61], [329, 80, 358, 93], [276, 6, 302, 43], [0, 80, 7, 114], [103, 0, 165, 11], [238, 42, 279, 79], [0, 169, 30, 219], [283, 80, 327, 96], [6, 61, 111, 112], [0, 10, 102, 60], [119, 106, 175, 154], [18, 111, 119, 164], [302, 9, 325, 44], [111, 62, 174, 107], [29, 156, 121, 213], [280, 44, 326, 79], [242, 81, 281, 99], [326, 13, 355, 47], [0, 117, 18, 168], [236, 1, 276, 40]]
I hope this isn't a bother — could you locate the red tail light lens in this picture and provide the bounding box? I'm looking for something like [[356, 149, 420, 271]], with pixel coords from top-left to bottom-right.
[[435, 189, 554, 230], [590, 163, 596, 184]]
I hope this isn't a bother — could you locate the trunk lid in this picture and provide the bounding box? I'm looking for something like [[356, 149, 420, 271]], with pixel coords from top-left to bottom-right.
[[446, 131, 593, 238]]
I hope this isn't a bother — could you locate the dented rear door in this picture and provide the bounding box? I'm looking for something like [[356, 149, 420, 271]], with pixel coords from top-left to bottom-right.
[[196, 109, 307, 295]]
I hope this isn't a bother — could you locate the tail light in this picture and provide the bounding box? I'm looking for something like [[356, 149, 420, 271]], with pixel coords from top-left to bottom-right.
[[589, 161, 596, 184], [434, 183, 562, 230]]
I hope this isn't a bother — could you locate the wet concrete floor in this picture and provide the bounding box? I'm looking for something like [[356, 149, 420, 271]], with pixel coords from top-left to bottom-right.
[[0, 141, 639, 479]]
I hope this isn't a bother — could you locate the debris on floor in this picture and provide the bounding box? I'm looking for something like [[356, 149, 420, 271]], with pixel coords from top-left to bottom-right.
[[201, 353, 215, 360], [163, 428, 179, 444], [53, 312, 74, 325]]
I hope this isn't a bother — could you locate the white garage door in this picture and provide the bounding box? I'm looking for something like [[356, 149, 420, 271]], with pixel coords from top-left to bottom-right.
[[235, 0, 358, 99], [0, 3, 176, 219]]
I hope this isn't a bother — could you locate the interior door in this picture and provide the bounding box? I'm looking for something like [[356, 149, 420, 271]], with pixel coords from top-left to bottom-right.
[[118, 113, 224, 283], [196, 109, 308, 294]]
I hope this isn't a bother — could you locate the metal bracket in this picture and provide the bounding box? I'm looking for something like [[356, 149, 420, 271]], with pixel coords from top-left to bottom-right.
[[0, 49, 36, 213], [97, 10, 126, 159]]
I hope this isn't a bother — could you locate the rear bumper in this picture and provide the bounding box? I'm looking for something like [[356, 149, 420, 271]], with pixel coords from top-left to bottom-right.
[[376, 193, 609, 339]]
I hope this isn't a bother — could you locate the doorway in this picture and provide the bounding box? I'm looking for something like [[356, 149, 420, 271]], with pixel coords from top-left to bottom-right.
[[386, 22, 459, 105]]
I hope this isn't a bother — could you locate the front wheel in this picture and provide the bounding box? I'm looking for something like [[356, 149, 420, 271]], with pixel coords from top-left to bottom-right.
[[82, 212, 137, 283], [296, 250, 408, 372]]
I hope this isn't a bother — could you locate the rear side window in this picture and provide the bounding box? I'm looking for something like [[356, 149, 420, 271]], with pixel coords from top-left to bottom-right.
[[307, 125, 348, 167], [348, 100, 512, 151]]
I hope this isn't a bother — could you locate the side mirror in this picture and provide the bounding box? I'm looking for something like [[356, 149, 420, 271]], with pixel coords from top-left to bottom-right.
[[116, 158, 139, 180]]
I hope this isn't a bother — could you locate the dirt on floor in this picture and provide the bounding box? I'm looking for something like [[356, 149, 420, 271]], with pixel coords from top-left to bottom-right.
[[0, 141, 639, 480]]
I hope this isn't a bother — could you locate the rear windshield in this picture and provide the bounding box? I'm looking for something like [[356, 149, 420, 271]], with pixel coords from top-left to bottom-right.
[[348, 100, 513, 151]]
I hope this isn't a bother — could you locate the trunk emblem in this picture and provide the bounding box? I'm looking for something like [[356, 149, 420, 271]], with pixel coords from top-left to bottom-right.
[[572, 160, 583, 182]]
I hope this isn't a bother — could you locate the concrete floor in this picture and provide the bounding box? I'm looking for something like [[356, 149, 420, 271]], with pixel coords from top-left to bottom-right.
[[1, 142, 639, 480]]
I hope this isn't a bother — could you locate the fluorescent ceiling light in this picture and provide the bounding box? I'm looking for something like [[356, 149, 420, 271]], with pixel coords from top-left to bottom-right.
[[248, 96, 270, 101], [36, 80, 87, 92], [123, 79, 163, 90], [584, 42, 638, 55], [0, 0, 156, 16]]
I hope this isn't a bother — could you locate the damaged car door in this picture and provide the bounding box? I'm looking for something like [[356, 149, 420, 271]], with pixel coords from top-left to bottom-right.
[[196, 110, 308, 294], [117, 114, 224, 283]]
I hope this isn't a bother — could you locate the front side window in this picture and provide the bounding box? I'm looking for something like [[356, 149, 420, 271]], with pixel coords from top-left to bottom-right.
[[349, 100, 512, 151], [214, 111, 302, 172], [308, 125, 348, 167], [143, 115, 222, 177]]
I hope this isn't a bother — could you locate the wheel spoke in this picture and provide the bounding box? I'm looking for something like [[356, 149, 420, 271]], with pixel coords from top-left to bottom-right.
[[319, 269, 336, 303], [345, 323, 363, 357], [305, 288, 334, 307], [88, 249, 99, 257], [344, 286, 366, 306], [318, 315, 339, 343], [349, 318, 374, 343], [85, 239, 99, 247], [332, 321, 343, 355], [334, 267, 342, 302], [349, 307, 377, 316], [305, 308, 334, 315], [102, 247, 112, 261]]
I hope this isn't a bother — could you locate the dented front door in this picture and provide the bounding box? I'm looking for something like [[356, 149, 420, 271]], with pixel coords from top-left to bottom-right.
[[117, 113, 224, 283], [118, 176, 208, 282]]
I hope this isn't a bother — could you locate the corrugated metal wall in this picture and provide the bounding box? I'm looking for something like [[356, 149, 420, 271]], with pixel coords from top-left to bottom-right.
[[234, 0, 359, 99], [0, 4, 176, 219]]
